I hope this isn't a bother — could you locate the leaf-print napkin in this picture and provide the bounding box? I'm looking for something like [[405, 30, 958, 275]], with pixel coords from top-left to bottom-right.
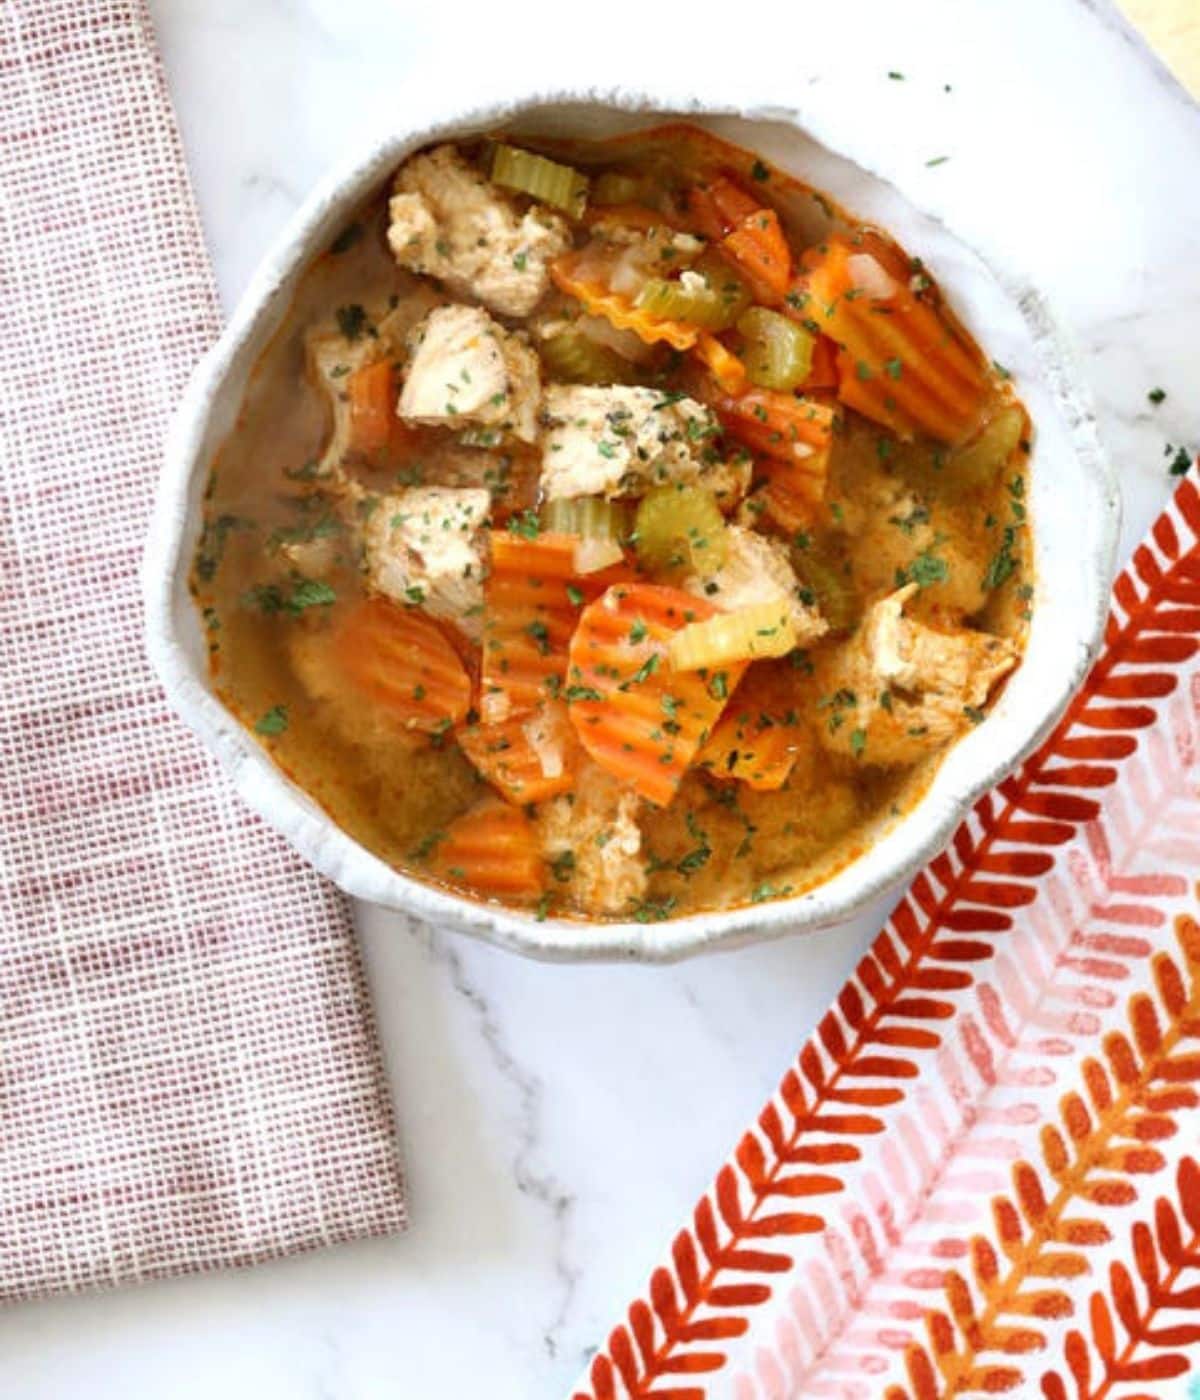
[[572, 467, 1200, 1400]]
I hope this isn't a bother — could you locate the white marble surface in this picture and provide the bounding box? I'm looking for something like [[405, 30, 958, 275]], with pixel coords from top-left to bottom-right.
[[4, 2, 1199, 1396]]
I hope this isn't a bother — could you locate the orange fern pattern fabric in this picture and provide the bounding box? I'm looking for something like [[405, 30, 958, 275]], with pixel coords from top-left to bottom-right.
[[571, 471, 1200, 1400]]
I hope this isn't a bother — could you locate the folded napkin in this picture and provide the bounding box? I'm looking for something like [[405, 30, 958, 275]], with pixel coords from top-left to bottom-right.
[[572, 468, 1200, 1400], [0, 0, 406, 1301]]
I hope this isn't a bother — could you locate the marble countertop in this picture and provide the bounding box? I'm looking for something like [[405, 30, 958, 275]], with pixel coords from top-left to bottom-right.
[[4, 1, 1198, 1396]]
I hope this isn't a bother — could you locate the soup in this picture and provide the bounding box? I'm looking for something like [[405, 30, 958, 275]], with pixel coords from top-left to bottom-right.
[[193, 124, 1033, 924]]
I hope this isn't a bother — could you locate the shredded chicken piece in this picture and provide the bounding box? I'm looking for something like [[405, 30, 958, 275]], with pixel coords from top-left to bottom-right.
[[814, 584, 1019, 765], [400, 304, 540, 444], [537, 763, 646, 916], [538, 384, 742, 503], [685, 526, 827, 645], [387, 145, 570, 317], [362, 485, 490, 638]]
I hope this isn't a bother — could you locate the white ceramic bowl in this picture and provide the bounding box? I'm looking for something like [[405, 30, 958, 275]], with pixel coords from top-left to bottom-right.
[[144, 91, 1120, 963]]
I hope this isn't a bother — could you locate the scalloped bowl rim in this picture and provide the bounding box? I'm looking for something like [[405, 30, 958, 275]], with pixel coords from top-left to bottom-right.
[[143, 86, 1120, 963]]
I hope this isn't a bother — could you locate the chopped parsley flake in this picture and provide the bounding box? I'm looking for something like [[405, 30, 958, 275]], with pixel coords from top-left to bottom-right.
[[750, 881, 794, 904], [896, 544, 948, 590], [507, 510, 541, 540], [330, 222, 363, 255], [335, 303, 368, 341], [255, 705, 288, 737], [631, 896, 678, 923]]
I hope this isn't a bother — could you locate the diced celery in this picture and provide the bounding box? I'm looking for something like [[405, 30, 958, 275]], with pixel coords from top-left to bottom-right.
[[669, 601, 797, 671], [693, 251, 752, 324], [634, 486, 728, 575], [539, 331, 631, 385], [737, 307, 815, 391], [635, 253, 752, 332], [947, 405, 1027, 490], [591, 171, 647, 205], [793, 544, 860, 632], [490, 144, 588, 217], [540, 495, 628, 541], [635, 277, 731, 330]]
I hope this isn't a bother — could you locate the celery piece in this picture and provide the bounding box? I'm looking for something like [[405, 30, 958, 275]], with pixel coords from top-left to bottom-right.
[[539, 330, 631, 385], [490, 144, 588, 217], [634, 486, 728, 575], [636, 253, 752, 331], [737, 307, 815, 391], [693, 251, 752, 325], [591, 171, 647, 206], [635, 277, 730, 330], [793, 546, 860, 632], [540, 495, 628, 543], [669, 601, 797, 671], [947, 405, 1027, 490]]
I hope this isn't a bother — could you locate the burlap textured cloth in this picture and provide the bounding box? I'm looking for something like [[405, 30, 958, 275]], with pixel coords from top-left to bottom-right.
[[0, 0, 407, 1300]]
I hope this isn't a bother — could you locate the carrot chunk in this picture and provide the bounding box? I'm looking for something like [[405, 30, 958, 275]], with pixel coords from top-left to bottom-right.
[[721, 208, 793, 303], [346, 361, 395, 457], [697, 666, 811, 790], [335, 596, 471, 732], [429, 796, 545, 902], [684, 174, 762, 239], [798, 234, 990, 443], [457, 701, 581, 806], [480, 532, 632, 722], [566, 583, 745, 807], [803, 334, 840, 391]]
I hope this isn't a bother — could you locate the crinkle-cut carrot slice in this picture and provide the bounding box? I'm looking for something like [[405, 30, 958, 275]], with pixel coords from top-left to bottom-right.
[[697, 666, 811, 791], [715, 389, 835, 529], [429, 796, 545, 903], [335, 596, 472, 733], [798, 233, 990, 443], [480, 531, 633, 723], [721, 208, 793, 304], [550, 255, 698, 350], [693, 333, 748, 395], [755, 458, 826, 532], [456, 701, 581, 806], [566, 583, 745, 807], [683, 174, 762, 240]]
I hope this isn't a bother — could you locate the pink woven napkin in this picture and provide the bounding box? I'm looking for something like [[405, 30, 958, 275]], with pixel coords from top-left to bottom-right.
[[0, 0, 406, 1300]]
